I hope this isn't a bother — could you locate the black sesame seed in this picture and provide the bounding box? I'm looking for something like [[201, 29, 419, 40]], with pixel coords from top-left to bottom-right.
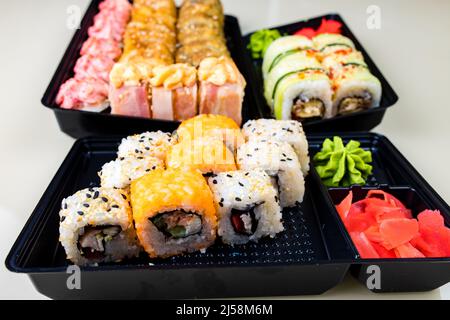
[[212, 180, 217, 184], [135, 149, 139, 153], [112, 205, 119, 209], [93, 191, 99, 199], [287, 158, 293, 161], [102, 197, 108, 202], [89, 188, 94, 192], [246, 154, 252, 157], [137, 157, 144, 160], [239, 182, 244, 187], [121, 194, 127, 200], [280, 159, 286, 162], [63, 203, 67, 209], [119, 157, 125, 161], [77, 211, 84, 216], [220, 198, 224, 202], [244, 172, 249, 176], [83, 203, 90, 208], [219, 203, 223, 207], [151, 166, 156, 170], [60, 216, 65, 222], [282, 153, 287, 157], [139, 140, 144, 143], [254, 148, 259, 151], [145, 147, 150, 150], [235, 197, 242, 202], [86, 193, 92, 198], [145, 169, 150, 172], [226, 174, 233, 178]]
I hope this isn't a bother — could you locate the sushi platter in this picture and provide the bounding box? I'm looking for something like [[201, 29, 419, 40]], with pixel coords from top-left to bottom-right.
[[6, 0, 450, 300], [243, 13, 398, 132]]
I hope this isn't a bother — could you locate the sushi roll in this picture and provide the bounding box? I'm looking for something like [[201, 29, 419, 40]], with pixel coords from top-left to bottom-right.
[[262, 35, 314, 77], [59, 187, 141, 266], [130, 167, 217, 258], [237, 140, 305, 207], [242, 119, 310, 176], [99, 156, 164, 189], [322, 50, 382, 115], [197, 56, 247, 125], [166, 137, 237, 175], [117, 131, 174, 162], [313, 33, 355, 56], [264, 50, 333, 120], [176, 114, 244, 152], [207, 170, 283, 245], [150, 64, 198, 121]]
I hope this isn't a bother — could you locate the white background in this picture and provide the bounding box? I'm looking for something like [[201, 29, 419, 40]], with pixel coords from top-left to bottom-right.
[[0, 0, 449, 299]]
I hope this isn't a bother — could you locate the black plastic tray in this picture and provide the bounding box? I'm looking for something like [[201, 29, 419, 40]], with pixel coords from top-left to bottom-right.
[[308, 133, 450, 293], [242, 14, 399, 132], [5, 136, 353, 299], [6, 133, 450, 298], [41, 0, 260, 138]]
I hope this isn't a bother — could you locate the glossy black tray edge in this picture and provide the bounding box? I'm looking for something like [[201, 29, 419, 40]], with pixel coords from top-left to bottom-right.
[[5, 137, 353, 299], [308, 133, 450, 293], [41, 0, 261, 138], [242, 13, 399, 132]]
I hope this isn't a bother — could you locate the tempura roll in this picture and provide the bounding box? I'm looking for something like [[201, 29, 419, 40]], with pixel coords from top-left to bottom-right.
[[150, 64, 198, 121], [166, 137, 237, 175], [198, 56, 246, 125], [264, 51, 333, 120], [242, 119, 310, 176], [59, 187, 141, 266], [176, 114, 244, 152], [130, 168, 217, 258], [207, 170, 283, 245], [237, 140, 305, 207], [322, 50, 382, 114]]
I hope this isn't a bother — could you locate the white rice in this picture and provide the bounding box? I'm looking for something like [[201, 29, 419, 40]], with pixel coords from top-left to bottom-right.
[[207, 170, 283, 245]]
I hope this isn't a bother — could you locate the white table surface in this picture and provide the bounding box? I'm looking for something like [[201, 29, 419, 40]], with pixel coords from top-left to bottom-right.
[[0, 0, 449, 300]]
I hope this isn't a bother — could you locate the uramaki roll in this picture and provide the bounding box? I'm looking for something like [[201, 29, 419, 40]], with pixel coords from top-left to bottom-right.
[[166, 137, 237, 175], [130, 168, 217, 258], [176, 114, 244, 152], [59, 187, 141, 266]]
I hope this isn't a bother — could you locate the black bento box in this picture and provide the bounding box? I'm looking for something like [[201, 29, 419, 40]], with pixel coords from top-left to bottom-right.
[[242, 14, 399, 132], [6, 133, 450, 299], [42, 0, 261, 139]]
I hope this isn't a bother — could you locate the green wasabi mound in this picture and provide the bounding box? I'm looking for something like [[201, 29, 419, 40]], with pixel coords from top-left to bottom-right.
[[247, 29, 282, 59], [313, 136, 373, 187]]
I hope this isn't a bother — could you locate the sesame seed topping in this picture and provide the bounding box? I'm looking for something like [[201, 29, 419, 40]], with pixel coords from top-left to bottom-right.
[[102, 197, 108, 202], [121, 194, 127, 200], [60, 216, 65, 222], [219, 203, 223, 207], [212, 180, 217, 184], [77, 211, 84, 216], [235, 197, 242, 202], [83, 203, 89, 208], [111, 205, 119, 209], [86, 193, 92, 198], [226, 174, 233, 178], [238, 182, 244, 187], [93, 191, 99, 199]]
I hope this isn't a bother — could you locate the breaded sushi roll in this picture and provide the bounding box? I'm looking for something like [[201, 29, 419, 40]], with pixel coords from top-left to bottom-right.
[[207, 170, 283, 245], [130, 168, 217, 258], [166, 137, 237, 175], [176, 114, 244, 152], [99, 156, 163, 189], [198, 56, 246, 125], [262, 35, 314, 77], [237, 140, 305, 207], [313, 33, 355, 56], [150, 64, 198, 120], [322, 50, 381, 115], [264, 50, 332, 120], [59, 187, 141, 266], [117, 131, 174, 162], [242, 119, 310, 176]]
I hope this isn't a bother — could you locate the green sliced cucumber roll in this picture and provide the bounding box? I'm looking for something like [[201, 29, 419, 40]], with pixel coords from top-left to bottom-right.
[[313, 33, 355, 56]]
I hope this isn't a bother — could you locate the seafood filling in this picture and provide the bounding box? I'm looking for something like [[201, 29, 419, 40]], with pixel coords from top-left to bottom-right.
[[78, 225, 122, 260], [151, 211, 202, 238], [230, 206, 259, 235], [338, 91, 372, 114], [292, 94, 325, 119]]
